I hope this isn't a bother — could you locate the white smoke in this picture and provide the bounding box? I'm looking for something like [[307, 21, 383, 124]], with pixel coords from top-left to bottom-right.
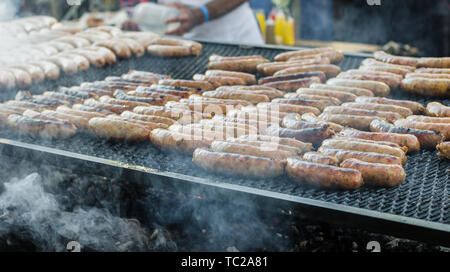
[[0, 0, 19, 21]]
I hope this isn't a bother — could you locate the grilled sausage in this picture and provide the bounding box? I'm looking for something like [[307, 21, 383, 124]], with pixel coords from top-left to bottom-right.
[[354, 96, 424, 114], [9, 64, 45, 84], [285, 93, 342, 105], [209, 54, 265, 62], [216, 87, 284, 99], [159, 79, 214, 91], [373, 51, 418, 67], [5, 100, 50, 112], [320, 138, 406, 164], [331, 136, 405, 150], [36, 110, 90, 129], [7, 113, 76, 138], [400, 78, 450, 97], [205, 70, 256, 85], [226, 137, 303, 155], [296, 88, 357, 102], [341, 102, 413, 118], [120, 111, 175, 126], [340, 158, 405, 187], [301, 112, 344, 132], [84, 99, 131, 114], [147, 45, 191, 57], [257, 102, 321, 116], [258, 71, 327, 85], [406, 115, 450, 124], [87, 46, 117, 65], [116, 37, 145, 57], [114, 89, 167, 104], [267, 125, 334, 146], [150, 128, 212, 154], [436, 141, 450, 160], [318, 147, 402, 165], [426, 102, 450, 117], [95, 40, 132, 58], [309, 83, 374, 97], [361, 58, 416, 72], [106, 115, 168, 130], [323, 106, 402, 123], [327, 78, 390, 97], [211, 140, 295, 160], [239, 134, 313, 152], [42, 91, 84, 104], [358, 65, 410, 76], [151, 37, 202, 55], [24, 60, 59, 81], [272, 97, 334, 111], [45, 56, 78, 75], [394, 119, 450, 139], [88, 117, 150, 141], [336, 70, 401, 89], [318, 113, 379, 131], [287, 50, 344, 63], [59, 53, 90, 71], [207, 58, 269, 73], [417, 57, 450, 68], [258, 58, 330, 76], [274, 48, 340, 62], [0, 70, 16, 89], [169, 124, 231, 140], [202, 90, 270, 104], [70, 48, 106, 67], [282, 114, 325, 130], [369, 119, 444, 149], [274, 64, 341, 77], [338, 128, 420, 153], [261, 77, 321, 92], [56, 105, 108, 119], [193, 148, 285, 178], [302, 152, 338, 166], [4, 68, 32, 88], [405, 73, 450, 79], [415, 68, 450, 74], [99, 96, 150, 108], [286, 158, 363, 189]]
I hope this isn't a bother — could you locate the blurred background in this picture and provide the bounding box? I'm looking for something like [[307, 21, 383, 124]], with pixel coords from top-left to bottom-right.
[[6, 0, 450, 56]]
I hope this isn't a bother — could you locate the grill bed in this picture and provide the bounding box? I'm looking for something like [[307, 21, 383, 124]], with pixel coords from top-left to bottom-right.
[[0, 41, 448, 245]]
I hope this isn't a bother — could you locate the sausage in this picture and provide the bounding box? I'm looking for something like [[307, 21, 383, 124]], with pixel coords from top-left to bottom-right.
[[400, 78, 450, 97], [0, 70, 16, 89], [3, 68, 32, 88], [436, 141, 450, 160], [301, 112, 344, 132], [151, 37, 202, 55], [120, 111, 175, 126], [42, 91, 84, 104], [88, 117, 150, 141], [114, 89, 168, 104], [193, 148, 285, 178], [202, 90, 269, 104], [320, 138, 406, 164], [116, 37, 145, 57], [7, 113, 77, 138], [9, 64, 45, 84], [37, 110, 90, 129], [26, 61, 59, 81], [5, 100, 50, 112], [207, 58, 268, 73], [227, 108, 282, 124], [323, 106, 402, 123], [106, 115, 168, 130], [355, 96, 424, 114], [318, 147, 402, 165], [369, 119, 444, 149], [338, 128, 420, 153], [326, 78, 390, 97], [216, 87, 284, 99], [341, 102, 413, 118], [394, 119, 450, 140], [318, 113, 380, 131], [209, 54, 265, 62], [302, 152, 338, 166], [84, 99, 131, 114], [267, 125, 334, 146], [340, 159, 405, 187], [71, 48, 106, 67], [415, 68, 450, 74], [272, 97, 334, 111], [287, 50, 344, 63], [258, 58, 330, 76], [128, 89, 185, 100], [296, 88, 357, 102], [147, 45, 191, 57], [336, 71, 401, 89], [274, 48, 340, 62], [309, 83, 374, 97], [257, 102, 321, 116], [159, 79, 214, 91], [188, 95, 252, 107], [358, 65, 410, 76], [332, 136, 405, 150], [98, 96, 150, 108], [72, 104, 114, 115], [406, 115, 450, 124], [417, 57, 450, 68], [226, 137, 303, 155], [55, 36, 91, 48], [200, 119, 258, 135], [193, 74, 245, 87], [285, 93, 342, 105], [150, 129, 212, 154], [123, 71, 170, 81], [274, 64, 341, 77], [373, 51, 418, 67], [87, 46, 117, 65], [282, 113, 325, 129], [169, 124, 231, 140], [405, 73, 450, 79], [362, 58, 414, 72], [211, 141, 295, 160], [261, 77, 321, 92], [205, 70, 256, 85], [58, 53, 90, 71], [95, 40, 132, 58], [258, 71, 327, 85], [45, 56, 78, 75], [286, 158, 363, 189], [426, 102, 450, 117], [133, 105, 197, 121], [56, 105, 109, 119]]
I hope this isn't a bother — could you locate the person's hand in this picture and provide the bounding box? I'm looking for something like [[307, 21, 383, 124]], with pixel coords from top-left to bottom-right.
[[165, 3, 204, 36], [121, 19, 140, 31]]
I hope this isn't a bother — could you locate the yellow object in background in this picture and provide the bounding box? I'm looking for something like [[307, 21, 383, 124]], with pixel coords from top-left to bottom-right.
[[283, 17, 295, 46], [255, 11, 266, 40], [274, 14, 285, 45]]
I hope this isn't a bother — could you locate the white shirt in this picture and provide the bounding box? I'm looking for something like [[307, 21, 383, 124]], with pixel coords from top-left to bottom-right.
[[158, 0, 264, 45]]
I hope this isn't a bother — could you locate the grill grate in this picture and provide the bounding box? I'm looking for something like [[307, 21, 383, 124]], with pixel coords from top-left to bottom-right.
[[0, 41, 448, 226]]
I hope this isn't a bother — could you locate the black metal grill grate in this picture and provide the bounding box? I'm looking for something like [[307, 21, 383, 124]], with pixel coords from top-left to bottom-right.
[[0, 41, 448, 225]]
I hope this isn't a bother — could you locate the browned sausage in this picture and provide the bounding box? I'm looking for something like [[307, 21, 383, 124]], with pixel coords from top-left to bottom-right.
[[274, 64, 341, 78], [373, 51, 418, 67], [327, 78, 390, 97], [341, 102, 413, 118], [358, 65, 410, 76], [207, 58, 269, 73], [211, 140, 295, 160], [258, 71, 327, 85], [323, 106, 402, 123], [406, 115, 450, 124], [272, 97, 334, 111], [205, 70, 256, 84], [202, 90, 270, 104], [286, 158, 362, 189], [336, 70, 401, 89], [88, 117, 150, 141], [400, 78, 450, 97], [361, 58, 416, 72], [426, 102, 450, 117], [394, 119, 450, 139], [258, 58, 330, 76], [261, 77, 321, 92], [296, 88, 357, 102], [301, 112, 344, 132], [318, 113, 379, 131], [274, 48, 341, 62], [150, 128, 212, 154], [417, 57, 450, 68], [355, 96, 424, 114], [257, 102, 321, 116], [309, 83, 374, 97], [318, 147, 402, 165], [302, 152, 338, 166], [159, 79, 214, 91], [436, 141, 450, 160], [405, 73, 450, 79], [415, 68, 450, 74], [267, 125, 334, 146]]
